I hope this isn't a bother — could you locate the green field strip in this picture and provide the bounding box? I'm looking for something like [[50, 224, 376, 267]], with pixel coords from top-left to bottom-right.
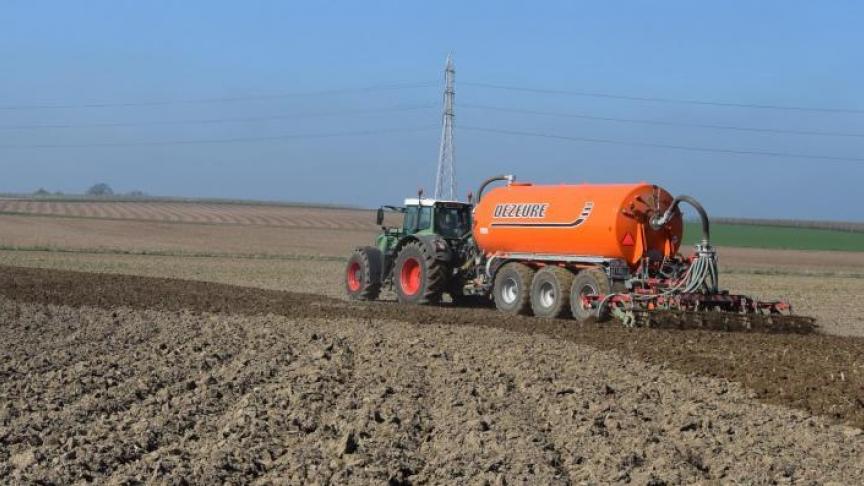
[[684, 222, 864, 252]]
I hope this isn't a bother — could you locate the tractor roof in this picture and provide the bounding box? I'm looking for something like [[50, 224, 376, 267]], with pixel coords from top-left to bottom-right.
[[403, 198, 468, 207]]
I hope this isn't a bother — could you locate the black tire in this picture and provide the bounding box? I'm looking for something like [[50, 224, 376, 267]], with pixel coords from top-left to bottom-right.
[[345, 247, 382, 300], [493, 262, 535, 315], [570, 268, 612, 322], [394, 241, 446, 304], [530, 266, 575, 318]]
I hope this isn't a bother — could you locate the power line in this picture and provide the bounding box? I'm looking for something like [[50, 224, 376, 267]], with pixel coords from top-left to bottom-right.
[[0, 104, 437, 130], [0, 126, 438, 149], [462, 81, 864, 114], [461, 103, 864, 138], [0, 81, 438, 111], [461, 125, 864, 163]]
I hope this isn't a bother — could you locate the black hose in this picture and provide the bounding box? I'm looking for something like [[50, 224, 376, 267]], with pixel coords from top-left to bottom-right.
[[476, 174, 513, 202], [650, 195, 711, 244]]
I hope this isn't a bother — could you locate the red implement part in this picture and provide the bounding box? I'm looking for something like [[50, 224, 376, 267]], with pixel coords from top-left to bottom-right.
[[581, 292, 816, 333]]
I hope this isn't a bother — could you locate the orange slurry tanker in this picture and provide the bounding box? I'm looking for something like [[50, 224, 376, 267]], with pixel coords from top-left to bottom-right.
[[345, 174, 816, 332], [473, 182, 684, 270]]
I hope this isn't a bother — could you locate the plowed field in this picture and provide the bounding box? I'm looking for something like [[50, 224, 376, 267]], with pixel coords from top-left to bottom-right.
[[1, 201, 862, 483], [0, 200, 375, 230], [1, 266, 863, 483]]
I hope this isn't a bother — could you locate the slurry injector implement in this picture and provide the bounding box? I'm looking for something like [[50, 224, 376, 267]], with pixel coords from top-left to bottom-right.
[[345, 175, 816, 333]]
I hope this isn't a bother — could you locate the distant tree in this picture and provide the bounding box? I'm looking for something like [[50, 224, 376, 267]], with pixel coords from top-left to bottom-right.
[[33, 188, 50, 196], [126, 190, 147, 198], [86, 183, 114, 196]]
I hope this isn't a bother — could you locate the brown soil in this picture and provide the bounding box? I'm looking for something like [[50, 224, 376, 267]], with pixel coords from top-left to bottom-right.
[[1, 203, 860, 336], [2, 267, 863, 483], [2, 206, 862, 273], [0, 214, 373, 259], [0, 200, 379, 230], [1, 265, 862, 432], [719, 246, 864, 274], [2, 202, 862, 482]]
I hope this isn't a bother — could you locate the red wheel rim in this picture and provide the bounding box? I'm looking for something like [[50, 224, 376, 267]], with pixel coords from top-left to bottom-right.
[[346, 261, 362, 291], [400, 257, 422, 295]]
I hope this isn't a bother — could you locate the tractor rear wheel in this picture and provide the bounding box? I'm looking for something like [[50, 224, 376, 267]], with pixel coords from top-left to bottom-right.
[[493, 262, 535, 315], [394, 241, 446, 304], [530, 266, 574, 318], [345, 247, 382, 300], [570, 268, 612, 322]]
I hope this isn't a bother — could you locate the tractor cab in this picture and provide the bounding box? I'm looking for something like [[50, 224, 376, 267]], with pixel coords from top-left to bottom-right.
[[375, 198, 471, 238], [400, 198, 472, 239], [373, 198, 472, 260]]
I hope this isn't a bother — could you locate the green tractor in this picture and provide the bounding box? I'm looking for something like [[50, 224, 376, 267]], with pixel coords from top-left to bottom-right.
[[345, 196, 477, 304]]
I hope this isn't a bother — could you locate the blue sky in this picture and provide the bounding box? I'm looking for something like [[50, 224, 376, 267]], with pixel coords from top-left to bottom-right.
[[1, 1, 862, 220]]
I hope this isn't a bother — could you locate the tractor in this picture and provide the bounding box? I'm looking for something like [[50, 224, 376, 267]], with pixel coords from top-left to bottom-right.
[[344, 195, 476, 305]]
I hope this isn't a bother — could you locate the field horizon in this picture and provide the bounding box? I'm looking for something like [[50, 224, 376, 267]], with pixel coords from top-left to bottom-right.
[[0, 195, 861, 253], [0, 201, 860, 336], [4, 192, 863, 229]]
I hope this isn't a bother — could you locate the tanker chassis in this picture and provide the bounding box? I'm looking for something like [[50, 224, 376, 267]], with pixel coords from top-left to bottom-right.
[[345, 175, 815, 332]]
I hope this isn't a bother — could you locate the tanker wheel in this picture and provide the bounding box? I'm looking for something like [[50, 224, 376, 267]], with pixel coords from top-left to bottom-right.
[[570, 268, 612, 323], [394, 241, 445, 304], [530, 266, 575, 319], [493, 262, 535, 315], [344, 247, 382, 300]]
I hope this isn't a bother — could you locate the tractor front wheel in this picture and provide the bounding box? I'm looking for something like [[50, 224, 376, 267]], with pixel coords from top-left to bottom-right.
[[345, 247, 382, 300], [394, 241, 446, 304]]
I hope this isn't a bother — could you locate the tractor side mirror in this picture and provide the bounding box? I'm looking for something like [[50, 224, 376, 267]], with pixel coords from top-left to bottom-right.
[[375, 208, 384, 226]]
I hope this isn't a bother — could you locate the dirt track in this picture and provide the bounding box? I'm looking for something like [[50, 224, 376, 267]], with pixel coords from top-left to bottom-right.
[[1, 266, 863, 483]]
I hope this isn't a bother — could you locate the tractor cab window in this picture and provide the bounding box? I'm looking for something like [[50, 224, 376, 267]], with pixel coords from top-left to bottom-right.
[[402, 205, 432, 234], [435, 205, 471, 238], [417, 206, 432, 230], [402, 206, 417, 233]]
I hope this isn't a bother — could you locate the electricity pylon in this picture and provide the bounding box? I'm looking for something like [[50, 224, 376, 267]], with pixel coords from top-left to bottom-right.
[[434, 54, 456, 201]]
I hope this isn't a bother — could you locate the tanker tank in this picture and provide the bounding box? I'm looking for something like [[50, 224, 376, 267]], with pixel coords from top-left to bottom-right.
[[472, 182, 684, 269]]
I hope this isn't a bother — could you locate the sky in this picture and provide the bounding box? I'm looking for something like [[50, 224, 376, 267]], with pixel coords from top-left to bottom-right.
[[1, 1, 863, 221]]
